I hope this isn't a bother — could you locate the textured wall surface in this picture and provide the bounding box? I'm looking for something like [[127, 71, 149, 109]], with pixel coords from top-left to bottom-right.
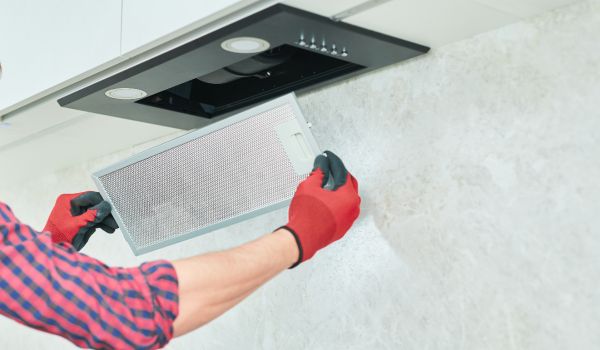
[[1, 1, 600, 349]]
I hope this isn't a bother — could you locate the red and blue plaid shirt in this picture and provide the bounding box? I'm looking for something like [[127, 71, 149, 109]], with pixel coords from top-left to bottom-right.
[[0, 201, 179, 349]]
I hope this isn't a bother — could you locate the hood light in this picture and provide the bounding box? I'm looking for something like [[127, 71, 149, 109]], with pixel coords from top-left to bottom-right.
[[221, 37, 270, 53], [105, 88, 148, 100]]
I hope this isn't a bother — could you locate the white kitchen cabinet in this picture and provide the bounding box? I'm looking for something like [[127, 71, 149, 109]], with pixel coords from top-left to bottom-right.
[[282, 0, 365, 17], [121, 0, 259, 54], [0, 0, 122, 113]]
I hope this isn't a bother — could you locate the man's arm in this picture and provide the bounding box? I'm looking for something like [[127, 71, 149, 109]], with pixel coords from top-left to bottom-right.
[[0, 202, 178, 349], [170, 151, 361, 338], [172, 228, 298, 336], [0, 151, 359, 348]]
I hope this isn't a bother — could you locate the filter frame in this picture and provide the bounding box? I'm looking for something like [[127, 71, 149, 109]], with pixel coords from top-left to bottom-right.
[[92, 93, 319, 255]]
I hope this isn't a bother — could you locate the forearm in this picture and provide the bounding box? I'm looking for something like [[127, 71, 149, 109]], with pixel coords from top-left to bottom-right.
[[171, 229, 298, 336]]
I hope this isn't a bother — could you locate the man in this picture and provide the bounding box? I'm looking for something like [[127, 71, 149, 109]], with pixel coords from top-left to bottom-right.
[[0, 151, 360, 349]]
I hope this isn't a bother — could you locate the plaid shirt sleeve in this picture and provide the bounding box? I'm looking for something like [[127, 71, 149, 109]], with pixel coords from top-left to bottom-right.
[[0, 202, 179, 349]]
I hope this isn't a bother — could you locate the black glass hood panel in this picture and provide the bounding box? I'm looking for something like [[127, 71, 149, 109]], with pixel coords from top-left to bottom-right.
[[58, 5, 429, 130], [137, 44, 364, 118]]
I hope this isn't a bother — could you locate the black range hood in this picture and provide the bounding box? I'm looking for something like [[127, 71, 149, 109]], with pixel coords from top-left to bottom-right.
[[59, 4, 429, 130]]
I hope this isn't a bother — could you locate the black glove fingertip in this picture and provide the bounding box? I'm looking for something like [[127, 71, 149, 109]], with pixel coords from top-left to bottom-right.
[[324, 150, 349, 190], [98, 223, 116, 234], [101, 214, 119, 230], [91, 201, 112, 224], [312, 154, 331, 188], [70, 191, 103, 216]]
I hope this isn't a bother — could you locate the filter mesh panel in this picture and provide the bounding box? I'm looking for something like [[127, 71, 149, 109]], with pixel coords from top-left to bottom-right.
[[98, 103, 310, 252]]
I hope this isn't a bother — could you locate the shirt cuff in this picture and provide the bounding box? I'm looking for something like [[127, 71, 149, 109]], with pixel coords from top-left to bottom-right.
[[139, 260, 180, 347]]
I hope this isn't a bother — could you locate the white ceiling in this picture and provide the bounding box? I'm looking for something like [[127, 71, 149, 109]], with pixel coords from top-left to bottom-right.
[[284, 0, 582, 47], [0, 0, 583, 185]]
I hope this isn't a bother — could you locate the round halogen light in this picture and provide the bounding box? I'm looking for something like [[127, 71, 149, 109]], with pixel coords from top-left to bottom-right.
[[105, 88, 148, 100], [221, 37, 270, 53]]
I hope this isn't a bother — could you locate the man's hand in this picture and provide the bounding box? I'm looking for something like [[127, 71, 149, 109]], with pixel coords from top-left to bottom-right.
[[281, 150, 361, 267], [44, 191, 118, 250]]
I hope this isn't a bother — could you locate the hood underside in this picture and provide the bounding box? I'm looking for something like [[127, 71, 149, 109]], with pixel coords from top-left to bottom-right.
[[59, 4, 429, 130]]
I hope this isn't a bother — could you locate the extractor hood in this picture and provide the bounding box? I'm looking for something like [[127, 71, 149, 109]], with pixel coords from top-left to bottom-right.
[[58, 4, 429, 130]]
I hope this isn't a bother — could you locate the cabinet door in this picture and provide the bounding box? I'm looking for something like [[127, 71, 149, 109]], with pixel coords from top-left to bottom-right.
[[121, 0, 250, 53], [0, 0, 121, 112]]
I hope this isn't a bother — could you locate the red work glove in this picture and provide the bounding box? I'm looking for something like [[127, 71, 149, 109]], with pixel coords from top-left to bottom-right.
[[44, 191, 119, 250], [281, 151, 361, 268]]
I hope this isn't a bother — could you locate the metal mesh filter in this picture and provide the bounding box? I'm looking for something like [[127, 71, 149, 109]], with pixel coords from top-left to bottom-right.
[[94, 94, 319, 254]]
